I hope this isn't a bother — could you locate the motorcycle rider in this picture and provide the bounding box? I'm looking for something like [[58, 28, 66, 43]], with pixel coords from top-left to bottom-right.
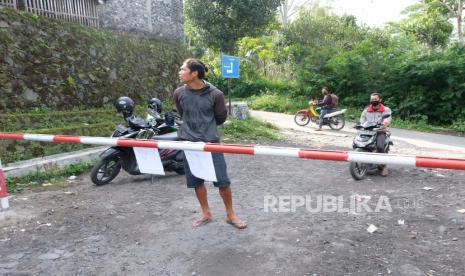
[[315, 86, 333, 131], [359, 92, 392, 176]]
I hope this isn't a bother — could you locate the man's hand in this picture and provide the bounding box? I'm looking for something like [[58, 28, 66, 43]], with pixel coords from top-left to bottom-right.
[[381, 120, 390, 129]]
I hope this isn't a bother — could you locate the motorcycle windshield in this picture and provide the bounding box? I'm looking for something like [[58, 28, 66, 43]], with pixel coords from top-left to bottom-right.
[[127, 116, 151, 129], [152, 132, 179, 141], [360, 121, 378, 129]]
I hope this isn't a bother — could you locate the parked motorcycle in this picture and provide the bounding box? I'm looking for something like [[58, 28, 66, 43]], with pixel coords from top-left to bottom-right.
[[294, 100, 346, 130], [349, 114, 393, 180], [90, 97, 184, 186]]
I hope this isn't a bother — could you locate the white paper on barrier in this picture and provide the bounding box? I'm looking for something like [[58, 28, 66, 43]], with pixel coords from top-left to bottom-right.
[[184, 150, 217, 182], [133, 147, 165, 175]]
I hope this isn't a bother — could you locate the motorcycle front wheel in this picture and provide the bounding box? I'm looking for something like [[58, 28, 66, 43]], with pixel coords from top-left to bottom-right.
[[349, 162, 368, 180], [91, 156, 122, 185], [329, 115, 345, 130], [174, 151, 185, 175], [294, 112, 311, 126], [349, 148, 369, 180]]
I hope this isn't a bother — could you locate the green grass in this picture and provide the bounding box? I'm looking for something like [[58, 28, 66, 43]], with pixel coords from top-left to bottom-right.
[[390, 118, 461, 134], [247, 93, 308, 114], [220, 116, 279, 142], [5, 162, 95, 193]]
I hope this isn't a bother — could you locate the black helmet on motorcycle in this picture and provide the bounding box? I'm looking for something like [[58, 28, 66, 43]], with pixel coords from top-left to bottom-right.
[[164, 112, 175, 126], [148, 97, 162, 113], [115, 96, 134, 116]]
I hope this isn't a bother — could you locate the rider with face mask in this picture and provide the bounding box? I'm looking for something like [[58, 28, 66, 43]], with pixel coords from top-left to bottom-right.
[[359, 92, 392, 176]]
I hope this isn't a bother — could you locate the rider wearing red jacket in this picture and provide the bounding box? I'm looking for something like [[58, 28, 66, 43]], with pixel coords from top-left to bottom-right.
[[360, 92, 392, 176]]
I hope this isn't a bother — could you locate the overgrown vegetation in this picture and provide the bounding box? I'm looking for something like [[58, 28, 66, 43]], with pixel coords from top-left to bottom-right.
[[0, 104, 152, 164], [0, 7, 187, 112], [220, 116, 279, 142], [184, 2, 465, 132], [5, 162, 94, 193]]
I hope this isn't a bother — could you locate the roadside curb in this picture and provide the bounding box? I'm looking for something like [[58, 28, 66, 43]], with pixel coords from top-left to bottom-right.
[[3, 147, 105, 178]]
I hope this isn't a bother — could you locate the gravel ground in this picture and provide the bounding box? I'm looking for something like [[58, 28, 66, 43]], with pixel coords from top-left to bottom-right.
[[1, 113, 465, 275]]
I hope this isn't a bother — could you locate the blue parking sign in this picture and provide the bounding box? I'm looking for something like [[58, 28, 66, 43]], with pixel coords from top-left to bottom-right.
[[221, 55, 240, 78]]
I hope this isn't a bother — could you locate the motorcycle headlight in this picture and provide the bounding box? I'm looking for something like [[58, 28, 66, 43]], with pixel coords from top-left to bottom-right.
[[354, 141, 366, 147], [356, 136, 370, 142]]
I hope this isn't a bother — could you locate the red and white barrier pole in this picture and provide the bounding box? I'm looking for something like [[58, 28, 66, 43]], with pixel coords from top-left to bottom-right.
[[0, 132, 465, 171], [0, 159, 9, 210]]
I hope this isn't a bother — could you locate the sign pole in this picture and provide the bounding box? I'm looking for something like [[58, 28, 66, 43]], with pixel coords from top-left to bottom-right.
[[228, 78, 232, 115], [221, 54, 240, 115]]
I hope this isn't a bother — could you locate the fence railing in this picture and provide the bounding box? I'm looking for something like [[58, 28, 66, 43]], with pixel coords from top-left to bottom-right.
[[0, 0, 17, 9], [0, 0, 99, 28]]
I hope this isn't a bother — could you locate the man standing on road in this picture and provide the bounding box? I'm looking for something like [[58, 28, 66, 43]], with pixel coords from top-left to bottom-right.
[[360, 92, 392, 176], [173, 58, 247, 229]]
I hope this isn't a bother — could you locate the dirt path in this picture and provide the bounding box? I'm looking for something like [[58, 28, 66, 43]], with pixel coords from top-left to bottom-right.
[[251, 110, 465, 158], [1, 113, 465, 275]]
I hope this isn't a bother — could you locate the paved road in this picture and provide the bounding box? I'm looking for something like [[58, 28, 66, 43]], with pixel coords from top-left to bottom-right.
[[250, 110, 465, 155]]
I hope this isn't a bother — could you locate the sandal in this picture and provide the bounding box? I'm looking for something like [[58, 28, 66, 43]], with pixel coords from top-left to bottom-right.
[[226, 219, 247, 229], [192, 217, 212, 228]]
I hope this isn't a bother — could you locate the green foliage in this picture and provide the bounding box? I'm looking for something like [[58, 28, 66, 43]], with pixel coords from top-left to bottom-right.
[[247, 93, 308, 114], [0, 108, 121, 132], [0, 107, 123, 164], [398, 1, 453, 48], [67, 75, 77, 87], [451, 119, 465, 132], [5, 162, 94, 193], [189, 2, 465, 133], [206, 73, 301, 99], [220, 116, 279, 141], [378, 44, 465, 124], [0, 102, 174, 164], [282, 6, 377, 93], [236, 35, 292, 80], [0, 8, 188, 112], [184, 0, 281, 52]]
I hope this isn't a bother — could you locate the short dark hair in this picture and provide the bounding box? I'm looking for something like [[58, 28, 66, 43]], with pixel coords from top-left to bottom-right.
[[184, 58, 208, 79], [371, 92, 382, 99]]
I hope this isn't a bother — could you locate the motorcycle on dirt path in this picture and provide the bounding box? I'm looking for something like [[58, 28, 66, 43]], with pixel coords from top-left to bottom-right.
[[294, 100, 346, 130], [349, 114, 393, 180]]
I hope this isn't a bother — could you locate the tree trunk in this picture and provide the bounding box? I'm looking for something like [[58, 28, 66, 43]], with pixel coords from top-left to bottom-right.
[[280, 0, 290, 28], [458, 0, 464, 44]]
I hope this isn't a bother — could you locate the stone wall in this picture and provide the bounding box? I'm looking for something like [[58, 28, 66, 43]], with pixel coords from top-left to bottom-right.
[[98, 0, 183, 43], [0, 7, 188, 112]]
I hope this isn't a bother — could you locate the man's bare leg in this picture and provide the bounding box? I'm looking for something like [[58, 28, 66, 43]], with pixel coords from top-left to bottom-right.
[[193, 184, 212, 227], [219, 186, 246, 229]]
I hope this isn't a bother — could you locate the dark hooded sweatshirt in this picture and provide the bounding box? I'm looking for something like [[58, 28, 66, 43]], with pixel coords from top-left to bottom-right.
[[173, 82, 227, 142]]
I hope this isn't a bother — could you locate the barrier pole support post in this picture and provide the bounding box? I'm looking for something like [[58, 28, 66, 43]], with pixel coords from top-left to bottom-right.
[[0, 159, 9, 210]]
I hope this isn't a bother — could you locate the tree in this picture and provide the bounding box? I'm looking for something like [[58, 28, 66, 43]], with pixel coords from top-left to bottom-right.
[[282, 5, 369, 90], [435, 0, 464, 43], [184, 0, 281, 53], [400, 1, 453, 48], [278, 0, 313, 27]]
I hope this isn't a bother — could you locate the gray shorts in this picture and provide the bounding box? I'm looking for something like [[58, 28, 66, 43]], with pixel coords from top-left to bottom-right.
[[183, 152, 231, 188]]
